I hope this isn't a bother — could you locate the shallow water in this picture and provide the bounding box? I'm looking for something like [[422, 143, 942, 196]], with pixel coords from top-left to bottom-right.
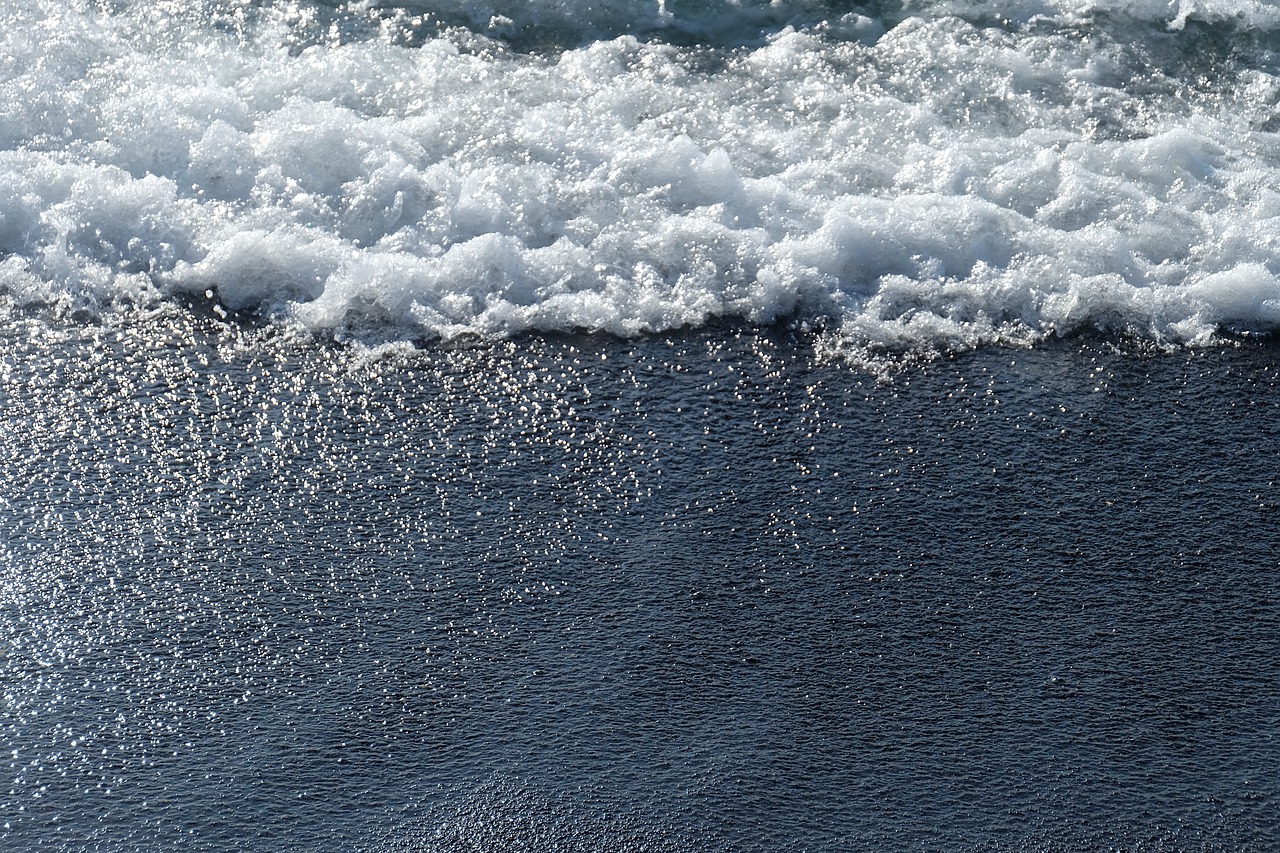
[[2, 314, 1276, 850], [4, 1, 1280, 847]]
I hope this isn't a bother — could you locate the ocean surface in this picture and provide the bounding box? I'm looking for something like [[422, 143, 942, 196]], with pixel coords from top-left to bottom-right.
[[3, 0, 1280, 850]]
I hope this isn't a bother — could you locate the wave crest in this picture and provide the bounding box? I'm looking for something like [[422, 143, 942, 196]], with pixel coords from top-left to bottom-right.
[[3, 1, 1280, 357]]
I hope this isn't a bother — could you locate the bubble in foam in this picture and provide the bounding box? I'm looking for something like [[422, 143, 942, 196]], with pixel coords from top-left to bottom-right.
[[4, 0, 1280, 358]]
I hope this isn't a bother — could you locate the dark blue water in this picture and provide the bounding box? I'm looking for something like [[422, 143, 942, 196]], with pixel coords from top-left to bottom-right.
[[1, 317, 1277, 851]]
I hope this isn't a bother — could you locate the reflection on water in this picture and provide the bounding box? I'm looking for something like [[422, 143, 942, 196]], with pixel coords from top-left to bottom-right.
[[2, 315, 1277, 850]]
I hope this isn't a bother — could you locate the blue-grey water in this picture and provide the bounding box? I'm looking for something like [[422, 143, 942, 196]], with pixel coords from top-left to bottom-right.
[[5, 0, 1280, 848], [2, 313, 1277, 850]]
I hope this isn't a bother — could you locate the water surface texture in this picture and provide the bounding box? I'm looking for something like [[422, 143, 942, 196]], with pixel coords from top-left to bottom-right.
[[5, 0, 1280, 354], [2, 318, 1278, 850], [3, 0, 1280, 850]]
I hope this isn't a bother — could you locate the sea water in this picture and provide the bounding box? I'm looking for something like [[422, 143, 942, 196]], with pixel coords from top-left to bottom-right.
[[3, 318, 1278, 851], [5, 0, 1280, 354], [2, 0, 1279, 850]]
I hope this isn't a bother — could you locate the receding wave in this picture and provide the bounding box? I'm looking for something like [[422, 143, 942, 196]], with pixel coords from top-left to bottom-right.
[[2, 0, 1280, 358]]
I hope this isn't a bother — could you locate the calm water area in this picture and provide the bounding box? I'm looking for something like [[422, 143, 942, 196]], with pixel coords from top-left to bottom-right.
[[2, 319, 1277, 851]]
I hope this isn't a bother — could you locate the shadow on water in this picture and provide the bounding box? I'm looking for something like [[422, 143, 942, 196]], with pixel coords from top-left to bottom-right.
[[288, 0, 1280, 52], [96, 0, 1280, 57], [293, 0, 892, 52]]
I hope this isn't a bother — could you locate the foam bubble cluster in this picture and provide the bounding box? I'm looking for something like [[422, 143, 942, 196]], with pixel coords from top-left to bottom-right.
[[2, 0, 1280, 355]]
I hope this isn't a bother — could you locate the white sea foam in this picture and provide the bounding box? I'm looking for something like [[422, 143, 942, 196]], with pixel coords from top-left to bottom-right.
[[3, 0, 1280, 355]]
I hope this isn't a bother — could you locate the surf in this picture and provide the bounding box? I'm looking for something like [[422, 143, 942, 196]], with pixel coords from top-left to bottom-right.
[[2, 0, 1280, 360]]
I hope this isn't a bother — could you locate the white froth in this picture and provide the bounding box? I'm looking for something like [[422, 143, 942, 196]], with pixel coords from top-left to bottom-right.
[[3, 0, 1280, 355]]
